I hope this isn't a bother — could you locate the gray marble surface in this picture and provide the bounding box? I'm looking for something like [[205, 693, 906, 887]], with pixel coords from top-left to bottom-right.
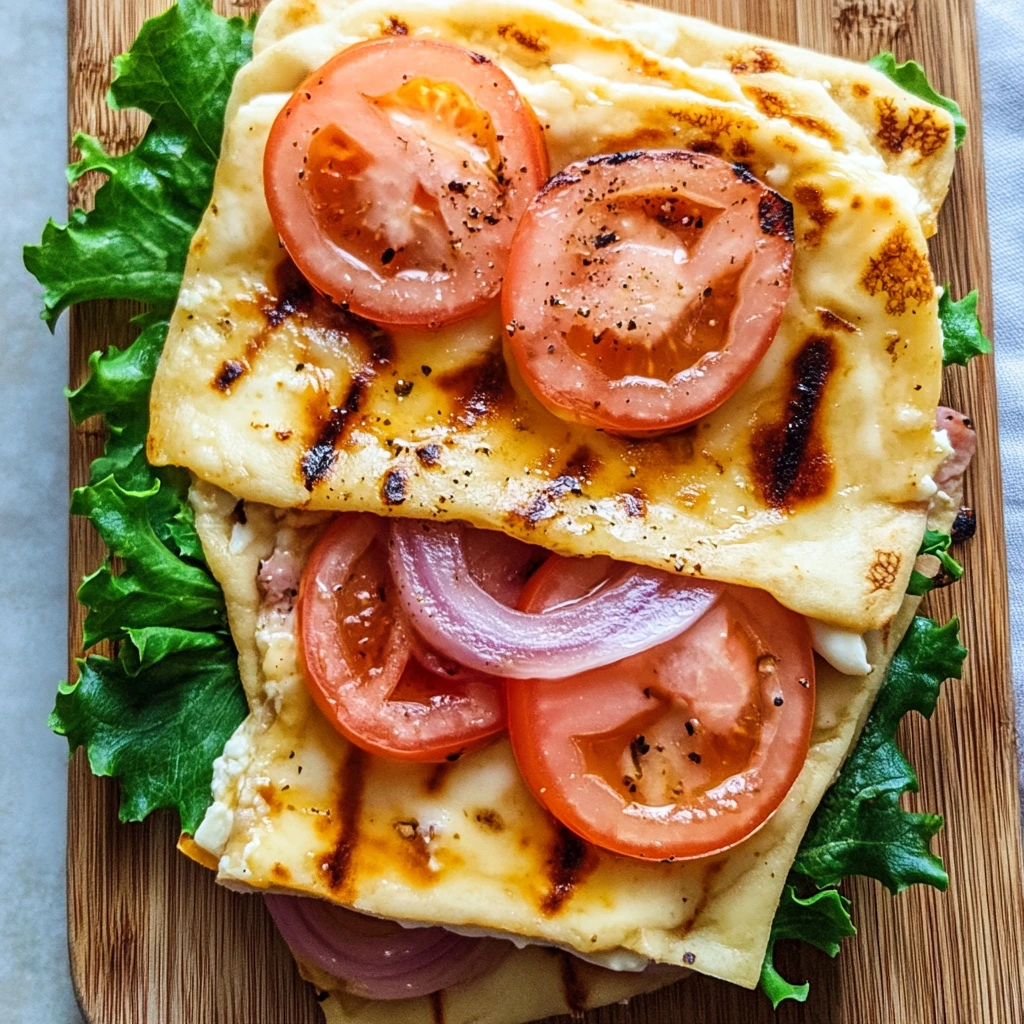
[[0, 0, 82, 1020], [0, 2, 1019, 1023]]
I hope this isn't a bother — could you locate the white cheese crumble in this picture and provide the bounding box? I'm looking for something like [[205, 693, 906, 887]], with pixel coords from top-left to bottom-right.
[[934, 428, 954, 457], [914, 474, 939, 500], [194, 800, 234, 855], [194, 719, 256, 856]]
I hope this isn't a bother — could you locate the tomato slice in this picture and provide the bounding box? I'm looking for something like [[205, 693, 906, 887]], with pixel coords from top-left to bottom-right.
[[264, 37, 549, 329], [503, 150, 794, 437], [507, 555, 815, 860], [297, 515, 506, 761]]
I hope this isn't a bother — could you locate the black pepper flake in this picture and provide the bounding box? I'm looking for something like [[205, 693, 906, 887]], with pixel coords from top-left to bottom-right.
[[798, 677, 810, 688], [774, 695, 784, 706], [447, 180, 468, 194], [394, 379, 414, 397], [446, 751, 463, 762], [627, 319, 637, 331], [593, 230, 619, 249], [421, 365, 432, 376], [683, 952, 696, 965], [687, 752, 702, 764], [381, 247, 396, 265], [684, 720, 695, 736]]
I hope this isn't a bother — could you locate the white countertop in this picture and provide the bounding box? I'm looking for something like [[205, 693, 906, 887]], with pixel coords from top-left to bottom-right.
[[0, 2, 1019, 1022]]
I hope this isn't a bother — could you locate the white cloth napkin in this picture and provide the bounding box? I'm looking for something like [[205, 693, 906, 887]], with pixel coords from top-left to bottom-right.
[[977, 0, 1024, 794]]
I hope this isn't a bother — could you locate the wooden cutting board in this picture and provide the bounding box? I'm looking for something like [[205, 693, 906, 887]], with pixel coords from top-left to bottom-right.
[[65, 0, 1024, 1021]]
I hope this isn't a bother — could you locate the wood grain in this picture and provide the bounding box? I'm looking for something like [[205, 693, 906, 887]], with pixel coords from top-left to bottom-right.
[[65, 1, 1024, 1022]]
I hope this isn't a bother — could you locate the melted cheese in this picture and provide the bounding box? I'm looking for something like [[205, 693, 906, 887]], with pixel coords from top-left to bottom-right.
[[148, 0, 956, 633], [190, 479, 920, 997]]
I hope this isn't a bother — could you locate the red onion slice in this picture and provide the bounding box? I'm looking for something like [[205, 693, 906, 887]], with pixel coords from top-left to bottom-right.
[[265, 895, 510, 999], [389, 521, 722, 679]]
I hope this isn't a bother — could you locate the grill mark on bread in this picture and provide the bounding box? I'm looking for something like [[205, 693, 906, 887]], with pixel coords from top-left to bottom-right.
[[867, 549, 902, 592], [676, 860, 725, 937], [425, 762, 453, 794], [320, 746, 367, 898], [213, 359, 245, 391], [416, 443, 443, 467], [473, 808, 506, 832], [382, 15, 408, 35], [744, 86, 839, 143], [751, 337, 835, 508], [541, 824, 597, 914], [429, 991, 445, 1024], [621, 487, 647, 518], [794, 184, 836, 247], [301, 374, 369, 490], [497, 22, 548, 53], [213, 259, 366, 393], [861, 224, 932, 315], [558, 951, 588, 1019], [728, 46, 787, 74], [512, 448, 593, 526], [436, 344, 512, 428], [381, 467, 408, 505], [758, 189, 795, 241], [875, 97, 950, 157], [817, 307, 858, 333]]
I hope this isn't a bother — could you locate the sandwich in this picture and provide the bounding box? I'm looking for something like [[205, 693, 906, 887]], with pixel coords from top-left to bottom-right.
[[26, 0, 991, 1020]]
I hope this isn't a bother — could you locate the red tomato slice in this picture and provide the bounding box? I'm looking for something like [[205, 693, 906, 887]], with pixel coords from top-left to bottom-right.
[[503, 150, 794, 437], [507, 555, 815, 860], [297, 514, 506, 761], [264, 37, 549, 329]]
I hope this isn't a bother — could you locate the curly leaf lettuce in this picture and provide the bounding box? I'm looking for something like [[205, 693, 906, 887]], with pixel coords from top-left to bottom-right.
[[51, 631, 246, 834], [907, 529, 965, 597], [868, 52, 967, 148], [759, 886, 856, 1009], [760, 615, 967, 1004], [939, 286, 993, 367], [23, 0, 254, 327], [26, 0, 254, 832]]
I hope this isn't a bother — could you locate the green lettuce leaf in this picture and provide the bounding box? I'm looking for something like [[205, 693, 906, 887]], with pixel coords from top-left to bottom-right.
[[26, 0, 255, 833], [868, 52, 967, 148], [939, 286, 993, 367], [761, 615, 966, 1004], [50, 630, 247, 834], [72, 477, 227, 648], [907, 529, 965, 597], [23, 0, 254, 328], [759, 886, 856, 1009]]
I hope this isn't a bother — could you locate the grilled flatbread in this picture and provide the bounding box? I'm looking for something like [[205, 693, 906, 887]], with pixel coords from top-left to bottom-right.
[[148, 0, 955, 633], [163, 1, 956, 1019], [185, 479, 918, 1007]]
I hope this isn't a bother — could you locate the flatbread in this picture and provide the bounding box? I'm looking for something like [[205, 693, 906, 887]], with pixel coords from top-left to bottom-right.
[[148, 0, 955, 632], [187, 479, 920, 999]]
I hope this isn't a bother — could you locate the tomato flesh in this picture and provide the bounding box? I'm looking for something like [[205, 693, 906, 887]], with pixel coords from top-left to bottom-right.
[[264, 37, 549, 329], [297, 515, 506, 761], [507, 556, 815, 860], [503, 150, 794, 437]]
